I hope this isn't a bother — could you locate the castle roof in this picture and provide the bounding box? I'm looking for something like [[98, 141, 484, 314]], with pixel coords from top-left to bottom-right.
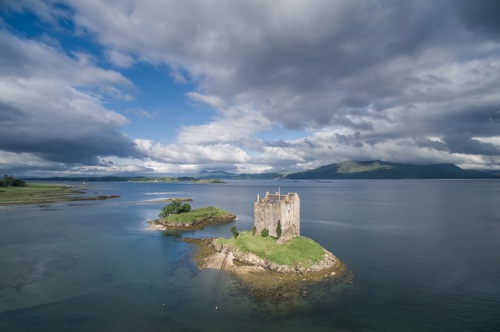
[[260, 192, 299, 203]]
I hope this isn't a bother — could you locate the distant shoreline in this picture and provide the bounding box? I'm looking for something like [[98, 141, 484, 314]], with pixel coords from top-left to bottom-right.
[[0, 195, 121, 206], [0, 183, 120, 206]]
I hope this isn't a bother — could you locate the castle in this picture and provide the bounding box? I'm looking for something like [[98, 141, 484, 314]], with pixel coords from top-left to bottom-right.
[[254, 191, 300, 244]]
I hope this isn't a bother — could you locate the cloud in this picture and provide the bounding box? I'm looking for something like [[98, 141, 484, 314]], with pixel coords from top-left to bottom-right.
[[1, 0, 68, 26], [60, 1, 500, 124], [453, 0, 500, 37], [125, 108, 159, 119], [177, 105, 271, 145], [107, 49, 135, 68], [134, 139, 249, 165], [169, 70, 189, 84], [0, 151, 151, 177], [186, 92, 225, 110], [0, 29, 143, 165], [2, 0, 500, 174], [0, 150, 69, 174]]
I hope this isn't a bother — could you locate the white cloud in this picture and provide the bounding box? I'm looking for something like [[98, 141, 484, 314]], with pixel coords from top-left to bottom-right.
[[0, 151, 66, 171], [177, 106, 272, 145], [125, 108, 159, 119], [186, 92, 225, 109], [169, 70, 189, 84], [106, 49, 135, 68], [474, 136, 500, 146], [2, 0, 68, 26], [134, 139, 250, 165]]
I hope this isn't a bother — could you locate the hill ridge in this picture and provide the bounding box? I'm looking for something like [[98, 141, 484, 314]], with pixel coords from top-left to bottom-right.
[[285, 160, 498, 179]]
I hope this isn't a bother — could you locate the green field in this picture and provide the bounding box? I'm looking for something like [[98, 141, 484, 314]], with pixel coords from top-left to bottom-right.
[[337, 161, 393, 174], [218, 231, 326, 268], [0, 183, 82, 204], [190, 179, 225, 184], [161, 206, 234, 225]]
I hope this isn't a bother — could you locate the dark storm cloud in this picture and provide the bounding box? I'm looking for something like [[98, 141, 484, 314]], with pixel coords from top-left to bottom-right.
[[418, 104, 500, 139], [413, 134, 500, 157], [0, 100, 144, 164], [336, 132, 364, 148], [453, 0, 500, 36], [0, 129, 143, 165], [0, 101, 25, 122], [0, 26, 143, 168], [443, 134, 500, 156], [199, 1, 455, 126]]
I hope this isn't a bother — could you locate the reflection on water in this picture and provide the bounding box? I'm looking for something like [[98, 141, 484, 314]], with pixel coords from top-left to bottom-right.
[[0, 180, 499, 331]]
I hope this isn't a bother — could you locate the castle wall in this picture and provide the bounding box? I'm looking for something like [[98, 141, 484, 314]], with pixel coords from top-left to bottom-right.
[[278, 195, 300, 243], [254, 192, 300, 243]]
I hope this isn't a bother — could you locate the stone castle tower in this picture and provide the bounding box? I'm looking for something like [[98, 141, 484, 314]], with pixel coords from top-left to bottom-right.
[[254, 191, 300, 244]]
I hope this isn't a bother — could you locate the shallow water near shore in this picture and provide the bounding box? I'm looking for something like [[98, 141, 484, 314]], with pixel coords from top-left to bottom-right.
[[1, 180, 500, 331]]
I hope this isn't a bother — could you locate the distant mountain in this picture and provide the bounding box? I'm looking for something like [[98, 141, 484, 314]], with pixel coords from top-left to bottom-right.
[[196, 170, 284, 180], [24, 161, 498, 182], [24, 176, 146, 182], [234, 172, 286, 180], [24, 171, 282, 182], [195, 170, 236, 179], [483, 170, 500, 178], [285, 161, 499, 179]]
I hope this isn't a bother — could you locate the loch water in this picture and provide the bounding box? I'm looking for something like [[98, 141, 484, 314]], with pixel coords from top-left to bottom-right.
[[0, 180, 499, 331]]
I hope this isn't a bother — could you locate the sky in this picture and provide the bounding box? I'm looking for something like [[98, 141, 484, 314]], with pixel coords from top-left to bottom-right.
[[1, 0, 500, 177]]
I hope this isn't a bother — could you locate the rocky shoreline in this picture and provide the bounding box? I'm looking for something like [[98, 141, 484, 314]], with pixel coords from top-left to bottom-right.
[[184, 238, 350, 300], [214, 238, 342, 274]]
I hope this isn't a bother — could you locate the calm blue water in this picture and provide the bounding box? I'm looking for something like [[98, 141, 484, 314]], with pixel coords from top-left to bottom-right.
[[1, 180, 499, 331]]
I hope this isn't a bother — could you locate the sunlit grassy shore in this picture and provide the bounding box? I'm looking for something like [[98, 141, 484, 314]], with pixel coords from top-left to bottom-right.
[[151, 206, 236, 230], [0, 183, 118, 205], [218, 231, 325, 268]]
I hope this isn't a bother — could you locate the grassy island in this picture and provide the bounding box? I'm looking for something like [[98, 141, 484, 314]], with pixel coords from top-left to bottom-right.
[[151, 206, 236, 230], [190, 179, 225, 184], [0, 183, 120, 205], [189, 233, 348, 302], [218, 231, 325, 268]]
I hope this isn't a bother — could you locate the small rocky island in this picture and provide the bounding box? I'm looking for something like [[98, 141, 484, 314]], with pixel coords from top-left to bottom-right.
[[192, 192, 348, 294], [149, 199, 236, 231]]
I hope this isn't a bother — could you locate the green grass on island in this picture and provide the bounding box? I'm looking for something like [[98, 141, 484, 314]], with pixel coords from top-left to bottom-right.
[[0, 183, 120, 205], [160, 206, 235, 225], [0, 183, 77, 204], [218, 231, 326, 268], [190, 179, 225, 184]]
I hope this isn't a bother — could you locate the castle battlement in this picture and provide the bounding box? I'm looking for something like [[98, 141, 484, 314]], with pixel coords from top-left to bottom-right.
[[254, 191, 300, 244]]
